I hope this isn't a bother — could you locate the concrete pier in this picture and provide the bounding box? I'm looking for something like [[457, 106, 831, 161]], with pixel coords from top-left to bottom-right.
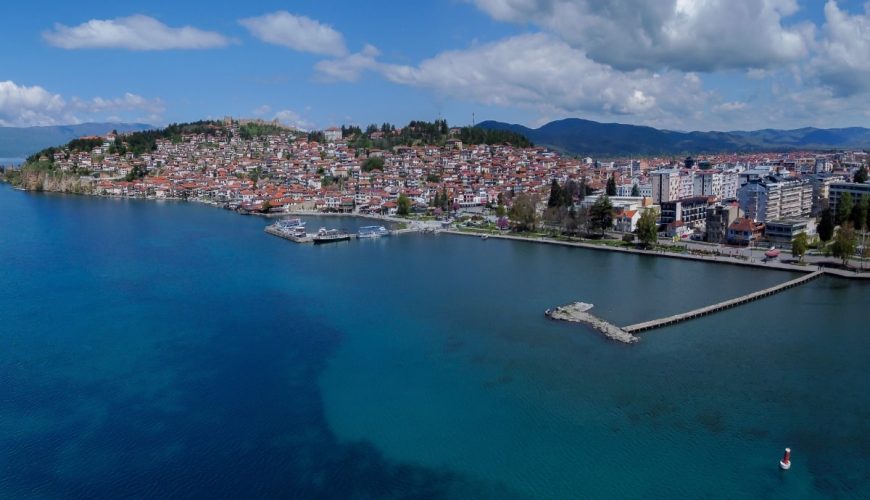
[[622, 270, 823, 333], [546, 302, 639, 344]]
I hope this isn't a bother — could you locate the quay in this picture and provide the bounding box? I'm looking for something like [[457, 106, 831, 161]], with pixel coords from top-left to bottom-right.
[[622, 270, 824, 333]]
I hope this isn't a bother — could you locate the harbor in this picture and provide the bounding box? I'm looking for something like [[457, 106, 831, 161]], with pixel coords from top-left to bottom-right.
[[264, 217, 421, 244]]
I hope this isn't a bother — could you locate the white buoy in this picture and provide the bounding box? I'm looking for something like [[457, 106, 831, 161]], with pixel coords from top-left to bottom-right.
[[779, 448, 791, 470]]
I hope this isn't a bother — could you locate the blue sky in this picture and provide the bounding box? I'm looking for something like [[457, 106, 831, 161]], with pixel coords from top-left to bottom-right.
[[1, 0, 869, 131]]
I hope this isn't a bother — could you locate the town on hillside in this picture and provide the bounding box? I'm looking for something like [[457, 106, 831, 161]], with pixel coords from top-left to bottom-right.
[[6, 117, 869, 260]]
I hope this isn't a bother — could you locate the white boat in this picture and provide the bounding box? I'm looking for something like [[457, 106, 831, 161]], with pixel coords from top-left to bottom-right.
[[358, 225, 390, 238], [276, 218, 305, 230]]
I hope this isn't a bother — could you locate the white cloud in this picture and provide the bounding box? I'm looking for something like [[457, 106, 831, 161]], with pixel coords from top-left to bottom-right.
[[713, 101, 748, 112], [0, 81, 163, 126], [811, 1, 870, 96], [43, 15, 230, 50], [273, 109, 313, 130], [314, 45, 380, 81], [317, 34, 712, 128], [469, 0, 811, 72], [239, 11, 346, 56]]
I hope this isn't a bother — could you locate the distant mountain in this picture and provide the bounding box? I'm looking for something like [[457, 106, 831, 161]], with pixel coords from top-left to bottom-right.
[[477, 118, 870, 155], [0, 123, 153, 158]]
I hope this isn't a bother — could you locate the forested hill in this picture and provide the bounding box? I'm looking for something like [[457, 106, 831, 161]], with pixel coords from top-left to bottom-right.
[[337, 120, 532, 149], [478, 118, 870, 155]]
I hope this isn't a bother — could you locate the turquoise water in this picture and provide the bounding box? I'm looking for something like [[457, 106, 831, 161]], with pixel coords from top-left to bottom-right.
[[1, 185, 868, 498]]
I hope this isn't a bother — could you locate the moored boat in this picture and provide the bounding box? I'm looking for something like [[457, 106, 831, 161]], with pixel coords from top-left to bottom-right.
[[313, 227, 351, 244], [358, 225, 390, 238]]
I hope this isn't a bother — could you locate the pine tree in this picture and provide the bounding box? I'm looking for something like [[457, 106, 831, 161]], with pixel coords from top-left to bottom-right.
[[819, 207, 835, 242], [547, 179, 563, 208], [606, 175, 617, 196]]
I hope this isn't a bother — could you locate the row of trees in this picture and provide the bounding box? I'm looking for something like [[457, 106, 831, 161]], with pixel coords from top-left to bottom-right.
[[344, 120, 532, 150]]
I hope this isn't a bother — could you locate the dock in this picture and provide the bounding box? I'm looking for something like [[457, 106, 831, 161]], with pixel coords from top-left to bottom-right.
[[264, 223, 418, 243], [622, 270, 823, 333], [546, 302, 638, 343]]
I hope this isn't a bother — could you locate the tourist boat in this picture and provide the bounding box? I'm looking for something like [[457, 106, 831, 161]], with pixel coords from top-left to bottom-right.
[[764, 247, 781, 259], [276, 218, 305, 231], [358, 225, 390, 238], [313, 227, 351, 244]]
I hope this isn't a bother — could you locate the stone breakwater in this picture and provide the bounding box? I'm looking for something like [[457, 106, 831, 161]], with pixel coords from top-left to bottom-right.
[[545, 302, 639, 344]]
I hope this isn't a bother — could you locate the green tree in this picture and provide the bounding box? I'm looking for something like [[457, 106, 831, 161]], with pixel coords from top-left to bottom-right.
[[495, 204, 506, 217], [831, 223, 858, 267], [508, 193, 538, 232], [837, 192, 853, 225], [362, 156, 384, 172], [588, 195, 614, 235], [791, 232, 809, 263], [854, 166, 868, 184], [851, 195, 868, 232], [606, 175, 617, 196], [547, 179, 563, 208], [260, 199, 272, 213], [819, 207, 835, 242], [631, 184, 640, 197], [397, 193, 411, 216], [636, 208, 659, 248]]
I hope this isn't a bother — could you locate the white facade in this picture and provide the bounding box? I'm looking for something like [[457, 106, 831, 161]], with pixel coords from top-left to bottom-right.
[[651, 169, 680, 204]]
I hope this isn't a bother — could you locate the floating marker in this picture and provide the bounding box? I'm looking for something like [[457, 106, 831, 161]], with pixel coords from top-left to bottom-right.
[[779, 448, 791, 470]]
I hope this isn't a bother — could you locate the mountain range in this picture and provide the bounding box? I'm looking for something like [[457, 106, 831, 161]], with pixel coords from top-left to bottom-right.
[[477, 118, 870, 156], [0, 123, 153, 159]]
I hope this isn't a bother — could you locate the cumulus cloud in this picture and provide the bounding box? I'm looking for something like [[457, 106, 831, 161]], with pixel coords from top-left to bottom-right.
[[314, 45, 380, 81], [43, 15, 230, 50], [239, 11, 346, 56], [811, 0, 870, 96], [0, 81, 163, 126], [317, 34, 712, 127], [470, 0, 811, 72]]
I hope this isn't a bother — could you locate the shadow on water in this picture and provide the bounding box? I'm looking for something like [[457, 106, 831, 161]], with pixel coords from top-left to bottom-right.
[[0, 294, 520, 499]]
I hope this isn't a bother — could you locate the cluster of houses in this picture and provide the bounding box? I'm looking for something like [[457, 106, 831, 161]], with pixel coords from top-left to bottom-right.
[[46, 120, 868, 248]]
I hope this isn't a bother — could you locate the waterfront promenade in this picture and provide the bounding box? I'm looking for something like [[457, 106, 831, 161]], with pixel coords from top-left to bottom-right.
[[442, 228, 870, 280]]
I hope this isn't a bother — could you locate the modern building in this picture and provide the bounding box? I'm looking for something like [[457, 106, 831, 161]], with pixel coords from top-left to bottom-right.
[[705, 204, 741, 243], [829, 182, 870, 215], [659, 196, 713, 227], [737, 176, 813, 222], [650, 168, 681, 204], [694, 170, 739, 199], [764, 218, 816, 245], [807, 173, 847, 215]]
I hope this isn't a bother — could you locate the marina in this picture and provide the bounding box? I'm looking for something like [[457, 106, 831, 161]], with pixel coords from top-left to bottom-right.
[[264, 218, 421, 244]]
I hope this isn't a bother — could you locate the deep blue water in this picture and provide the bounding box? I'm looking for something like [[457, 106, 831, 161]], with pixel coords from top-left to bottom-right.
[[1, 185, 868, 499]]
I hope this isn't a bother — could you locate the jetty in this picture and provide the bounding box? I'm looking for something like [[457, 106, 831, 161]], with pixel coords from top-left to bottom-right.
[[548, 270, 823, 343], [622, 270, 823, 333], [545, 302, 638, 344]]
